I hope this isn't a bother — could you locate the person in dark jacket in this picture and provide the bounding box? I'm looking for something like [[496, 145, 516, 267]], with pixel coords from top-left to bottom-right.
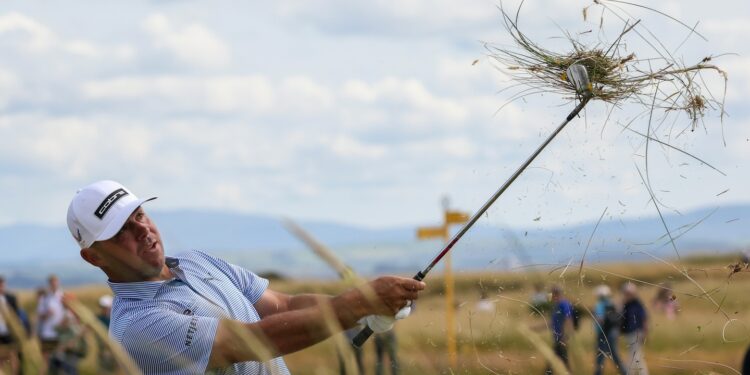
[[545, 284, 574, 374], [593, 285, 625, 375], [620, 282, 649, 375]]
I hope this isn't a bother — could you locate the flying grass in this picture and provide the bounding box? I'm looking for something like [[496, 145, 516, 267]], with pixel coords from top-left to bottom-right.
[[488, 1, 727, 131], [64, 298, 142, 375], [0, 301, 44, 374]]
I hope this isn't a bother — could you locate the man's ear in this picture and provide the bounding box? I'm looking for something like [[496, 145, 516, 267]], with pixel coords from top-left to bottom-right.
[[80, 247, 104, 267]]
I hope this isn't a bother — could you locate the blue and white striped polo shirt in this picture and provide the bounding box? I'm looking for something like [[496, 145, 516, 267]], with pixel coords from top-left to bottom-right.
[[108, 250, 291, 375]]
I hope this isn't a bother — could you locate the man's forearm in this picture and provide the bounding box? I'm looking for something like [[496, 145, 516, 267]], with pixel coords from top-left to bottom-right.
[[212, 291, 369, 367], [287, 294, 330, 311]]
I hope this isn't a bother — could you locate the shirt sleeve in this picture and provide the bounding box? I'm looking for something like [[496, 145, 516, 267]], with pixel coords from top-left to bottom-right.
[[120, 307, 220, 375], [194, 250, 269, 304]]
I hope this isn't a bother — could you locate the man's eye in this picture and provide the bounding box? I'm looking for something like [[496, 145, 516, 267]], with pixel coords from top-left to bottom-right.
[[114, 225, 127, 238]]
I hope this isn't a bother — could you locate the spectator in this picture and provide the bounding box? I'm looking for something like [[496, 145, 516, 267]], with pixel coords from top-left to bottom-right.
[[0, 275, 22, 373], [94, 295, 117, 373], [530, 282, 549, 313], [49, 308, 86, 375], [374, 330, 399, 375], [476, 290, 495, 313], [37, 275, 66, 357], [545, 284, 574, 374], [651, 283, 678, 320], [593, 285, 625, 375], [97, 295, 113, 328], [621, 282, 649, 375], [337, 327, 364, 375]]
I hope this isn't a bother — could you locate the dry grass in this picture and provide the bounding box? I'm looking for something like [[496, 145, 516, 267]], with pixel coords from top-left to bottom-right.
[[487, 1, 727, 132], [16, 253, 741, 375]]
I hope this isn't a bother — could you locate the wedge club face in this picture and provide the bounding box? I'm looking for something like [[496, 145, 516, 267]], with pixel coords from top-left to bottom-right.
[[566, 64, 591, 94]]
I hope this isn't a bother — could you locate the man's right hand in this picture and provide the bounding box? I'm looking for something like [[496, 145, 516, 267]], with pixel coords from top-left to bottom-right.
[[333, 276, 425, 328], [364, 276, 425, 316]]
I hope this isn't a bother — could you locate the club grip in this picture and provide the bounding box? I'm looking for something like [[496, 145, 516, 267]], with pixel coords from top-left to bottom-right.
[[351, 270, 426, 347], [351, 325, 374, 348]]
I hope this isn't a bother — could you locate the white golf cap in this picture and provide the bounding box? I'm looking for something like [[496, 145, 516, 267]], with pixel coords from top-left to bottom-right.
[[66, 180, 156, 249], [594, 285, 611, 297]]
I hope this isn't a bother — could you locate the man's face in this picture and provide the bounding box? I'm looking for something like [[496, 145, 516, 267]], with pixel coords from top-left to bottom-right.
[[49, 276, 59, 291], [92, 207, 165, 281], [551, 291, 561, 303]]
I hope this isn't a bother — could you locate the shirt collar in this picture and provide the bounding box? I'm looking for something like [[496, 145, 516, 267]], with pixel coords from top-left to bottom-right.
[[107, 257, 182, 300]]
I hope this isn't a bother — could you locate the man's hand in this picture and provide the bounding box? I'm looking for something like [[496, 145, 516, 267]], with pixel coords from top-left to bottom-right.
[[364, 276, 425, 316], [361, 301, 412, 334], [330, 276, 425, 329]]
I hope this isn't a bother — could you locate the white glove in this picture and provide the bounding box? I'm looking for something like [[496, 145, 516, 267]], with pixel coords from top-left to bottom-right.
[[361, 302, 412, 333]]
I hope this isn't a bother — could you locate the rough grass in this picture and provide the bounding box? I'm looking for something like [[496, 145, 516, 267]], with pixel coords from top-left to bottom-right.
[[13, 253, 743, 375]]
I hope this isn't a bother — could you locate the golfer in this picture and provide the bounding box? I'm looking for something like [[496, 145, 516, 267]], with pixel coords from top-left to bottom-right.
[[66, 180, 425, 374]]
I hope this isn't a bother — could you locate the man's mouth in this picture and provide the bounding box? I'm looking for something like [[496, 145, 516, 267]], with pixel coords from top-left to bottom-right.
[[142, 238, 159, 254]]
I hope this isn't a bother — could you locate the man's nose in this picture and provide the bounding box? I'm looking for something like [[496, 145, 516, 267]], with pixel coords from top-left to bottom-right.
[[132, 220, 150, 241]]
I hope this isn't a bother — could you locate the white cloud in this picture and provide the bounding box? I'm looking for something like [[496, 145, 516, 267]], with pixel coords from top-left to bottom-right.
[[0, 12, 134, 63], [340, 77, 469, 128], [279, 76, 335, 114], [82, 75, 275, 114], [63, 40, 101, 58], [276, 0, 498, 36], [0, 68, 19, 109], [0, 12, 54, 52], [143, 14, 231, 69], [329, 135, 387, 159]]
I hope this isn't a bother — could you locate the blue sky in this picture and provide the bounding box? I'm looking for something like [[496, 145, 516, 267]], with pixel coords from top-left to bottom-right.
[[0, 0, 748, 230]]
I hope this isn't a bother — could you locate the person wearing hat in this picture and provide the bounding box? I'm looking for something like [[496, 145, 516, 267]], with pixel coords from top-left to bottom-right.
[[593, 285, 625, 375], [97, 295, 113, 328], [66, 180, 425, 375], [620, 282, 649, 375]]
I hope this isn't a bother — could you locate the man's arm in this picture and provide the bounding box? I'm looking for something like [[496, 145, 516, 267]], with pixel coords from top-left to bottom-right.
[[208, 276, 424, 369], [253, 290, 327, 318]]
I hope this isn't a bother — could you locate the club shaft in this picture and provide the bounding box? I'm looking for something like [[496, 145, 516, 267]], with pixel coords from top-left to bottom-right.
[[353, 95, 591, 348], [421, 95, 592, 276]]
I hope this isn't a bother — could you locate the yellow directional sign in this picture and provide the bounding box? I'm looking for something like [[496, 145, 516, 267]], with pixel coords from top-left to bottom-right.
[[417, 200, 469, 370], [444, 210, 470, 224], [416, 225, 447, 240]]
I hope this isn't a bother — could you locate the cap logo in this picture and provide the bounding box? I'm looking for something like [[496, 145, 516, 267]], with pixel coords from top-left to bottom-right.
[[95, 188, 129, 219], [74, 228, 83, 243]]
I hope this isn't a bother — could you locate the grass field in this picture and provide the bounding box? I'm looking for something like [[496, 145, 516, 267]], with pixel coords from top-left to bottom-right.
[[13, 253, 749, 375]]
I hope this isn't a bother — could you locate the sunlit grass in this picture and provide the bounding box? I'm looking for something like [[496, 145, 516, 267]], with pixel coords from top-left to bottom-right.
[[11, 253, 746, 374]]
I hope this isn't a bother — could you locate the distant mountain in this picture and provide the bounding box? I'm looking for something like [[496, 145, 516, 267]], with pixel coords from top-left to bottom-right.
[[0, 205, 747, 288]]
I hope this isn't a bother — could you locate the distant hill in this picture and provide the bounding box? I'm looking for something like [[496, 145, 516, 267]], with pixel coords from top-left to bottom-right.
[[0, 205, 747, 288]]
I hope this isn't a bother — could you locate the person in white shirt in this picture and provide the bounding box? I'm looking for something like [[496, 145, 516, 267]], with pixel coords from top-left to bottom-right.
[[36, 275, 66, 356]]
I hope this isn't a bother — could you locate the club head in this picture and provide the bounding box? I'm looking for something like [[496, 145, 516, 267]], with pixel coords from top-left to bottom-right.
[[566, 64, 591, 94]]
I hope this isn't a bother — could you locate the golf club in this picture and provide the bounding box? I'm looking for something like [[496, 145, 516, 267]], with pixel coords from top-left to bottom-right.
[[352, 64, 593, 347]]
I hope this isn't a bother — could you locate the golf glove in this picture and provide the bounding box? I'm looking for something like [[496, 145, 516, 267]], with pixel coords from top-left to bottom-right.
[[361, 302, 412, 333]]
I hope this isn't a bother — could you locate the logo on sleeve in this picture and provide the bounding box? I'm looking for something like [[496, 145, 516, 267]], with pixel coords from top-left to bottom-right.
[[95, 188, 129, 219]]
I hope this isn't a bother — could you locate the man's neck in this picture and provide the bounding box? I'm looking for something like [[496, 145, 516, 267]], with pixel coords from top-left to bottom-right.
[[105, 265, 173, 283]]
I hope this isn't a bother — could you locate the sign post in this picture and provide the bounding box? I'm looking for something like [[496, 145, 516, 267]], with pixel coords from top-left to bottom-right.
[[416, 197, 469, 369]]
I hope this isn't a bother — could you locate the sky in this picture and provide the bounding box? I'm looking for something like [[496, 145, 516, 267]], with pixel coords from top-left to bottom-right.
[[0, 0, 748, 231]]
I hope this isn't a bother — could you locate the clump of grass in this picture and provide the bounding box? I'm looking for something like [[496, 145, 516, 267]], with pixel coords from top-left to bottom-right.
[[488, 1, 727, 131]]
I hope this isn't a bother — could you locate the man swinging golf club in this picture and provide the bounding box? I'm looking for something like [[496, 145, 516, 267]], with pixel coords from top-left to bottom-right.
[[66, 180, 424, 374]]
